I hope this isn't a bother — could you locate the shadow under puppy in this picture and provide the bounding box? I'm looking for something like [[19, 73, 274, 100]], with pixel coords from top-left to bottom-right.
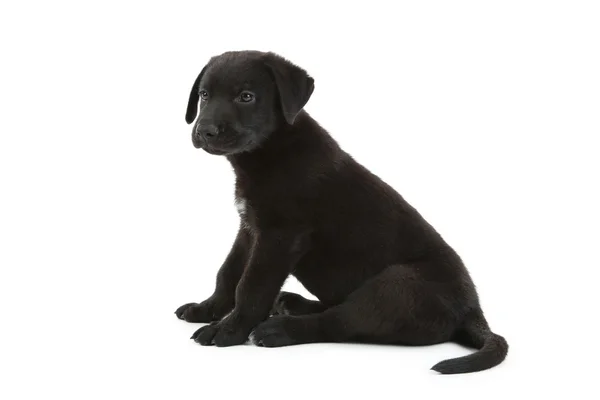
[[175, 50, 508, 374]]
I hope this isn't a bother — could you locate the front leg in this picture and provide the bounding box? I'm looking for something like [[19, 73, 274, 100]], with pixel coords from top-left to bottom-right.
[[191, 229, 309, 347], [175, 226, 250, 323]]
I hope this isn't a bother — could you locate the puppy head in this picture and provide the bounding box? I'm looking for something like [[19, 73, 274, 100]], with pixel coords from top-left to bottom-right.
[[185, 51, 314, 155]]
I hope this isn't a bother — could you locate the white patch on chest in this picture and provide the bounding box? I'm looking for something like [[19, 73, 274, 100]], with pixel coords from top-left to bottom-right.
[[235, 196, 252, 231], [234, 197, 247, 215]]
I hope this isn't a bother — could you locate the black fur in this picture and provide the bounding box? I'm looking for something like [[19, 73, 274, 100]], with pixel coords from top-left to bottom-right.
[[175, 50, 508, 374]]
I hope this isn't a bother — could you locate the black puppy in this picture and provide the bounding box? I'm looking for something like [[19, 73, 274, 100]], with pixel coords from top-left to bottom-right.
[[175, 50, 508, 374]]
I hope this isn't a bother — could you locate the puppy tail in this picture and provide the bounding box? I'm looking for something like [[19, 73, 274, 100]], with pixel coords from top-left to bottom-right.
[[430, 309, 508, 374]]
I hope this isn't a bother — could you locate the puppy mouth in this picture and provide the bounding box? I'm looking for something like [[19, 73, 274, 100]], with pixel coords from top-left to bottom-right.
[[203, 147, 228, 155], [192, 137, 232, 155], [196, 137, 256, 156]]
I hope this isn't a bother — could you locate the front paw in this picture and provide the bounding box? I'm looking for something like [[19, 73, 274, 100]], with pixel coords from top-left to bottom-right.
[[190, 316, 251, 347], [175, 298, 231, 323]]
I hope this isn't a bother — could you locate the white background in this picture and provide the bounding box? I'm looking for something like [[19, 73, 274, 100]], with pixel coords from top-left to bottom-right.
[[1, 0, 599, 398]]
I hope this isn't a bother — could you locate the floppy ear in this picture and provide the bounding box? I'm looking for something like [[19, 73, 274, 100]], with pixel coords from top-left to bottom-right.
[[264, 53, 315, 125], [185, 64, 208, 124]]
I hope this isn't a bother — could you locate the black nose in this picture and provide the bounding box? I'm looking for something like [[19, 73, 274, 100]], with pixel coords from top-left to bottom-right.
[[196, 124, 224, 139]]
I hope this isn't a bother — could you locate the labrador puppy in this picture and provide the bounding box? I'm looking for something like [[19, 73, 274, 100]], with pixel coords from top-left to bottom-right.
[[175, 50, 508, 374]]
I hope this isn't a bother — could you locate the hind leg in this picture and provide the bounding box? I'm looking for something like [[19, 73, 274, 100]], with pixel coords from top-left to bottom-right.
[[252, 263, 461, 347], [271, 291, 327, 316]]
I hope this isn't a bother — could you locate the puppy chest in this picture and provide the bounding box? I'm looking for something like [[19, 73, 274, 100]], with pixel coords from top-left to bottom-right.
[[234, 197, 247, 215], [234, 192, 308, 229]]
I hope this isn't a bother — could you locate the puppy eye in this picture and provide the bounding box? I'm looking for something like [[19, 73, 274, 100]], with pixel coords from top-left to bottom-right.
[[199, 90, 209, 101], [238, 91, 255, 103]]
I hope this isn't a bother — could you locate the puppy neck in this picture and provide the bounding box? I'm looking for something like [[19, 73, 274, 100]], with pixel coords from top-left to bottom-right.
[[226, 111, 342, 179]]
